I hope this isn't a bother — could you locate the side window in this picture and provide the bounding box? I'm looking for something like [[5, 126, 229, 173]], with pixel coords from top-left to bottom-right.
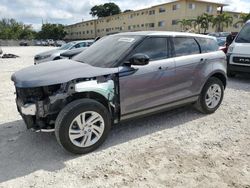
[[74, 44, 80, 49], [196, 38, 219, 53], [173, 37, 200, 57], [79, 42, 86, 47], [131, 37, 168, 61]]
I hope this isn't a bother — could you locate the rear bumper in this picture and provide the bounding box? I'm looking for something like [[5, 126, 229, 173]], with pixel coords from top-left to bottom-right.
[[228, 64, 250, 73]]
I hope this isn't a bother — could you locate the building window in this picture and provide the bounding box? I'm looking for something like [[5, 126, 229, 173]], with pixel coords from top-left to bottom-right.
[[159, 7, 166, 13], [206, 5, 213, 13], [172, 19, 178, 25], [158, 21, 165, 27], [148, 23, 155, 28], [86, 30, 89, 34], [128, 26, 131, 30], [141, 24, 144, 27], [173, 4, 180, 11], [141, 12, 144, 15], [149, 10, 155, 15], [189, 3, 195, 10]]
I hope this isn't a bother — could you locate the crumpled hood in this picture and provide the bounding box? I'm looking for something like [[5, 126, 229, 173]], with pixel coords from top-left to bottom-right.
[[11, 59, 119, 88]]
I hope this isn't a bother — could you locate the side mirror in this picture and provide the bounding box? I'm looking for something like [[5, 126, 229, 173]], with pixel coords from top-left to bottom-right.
[[127, 53, 150, 66]]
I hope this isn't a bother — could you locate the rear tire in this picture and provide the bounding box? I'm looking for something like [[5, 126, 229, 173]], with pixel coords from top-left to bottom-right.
[[195, 77, 224, 114], [55, 99, 111, 154]]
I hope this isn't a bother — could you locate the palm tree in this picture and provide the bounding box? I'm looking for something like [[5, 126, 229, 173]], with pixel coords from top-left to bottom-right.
[[177, 19, 192, 31], [191, 16, 203, 33], [191, 14, 213, 34], [234, 13, 250, 27], [201, 13, 213, 34], [212, 13, 233, 32]]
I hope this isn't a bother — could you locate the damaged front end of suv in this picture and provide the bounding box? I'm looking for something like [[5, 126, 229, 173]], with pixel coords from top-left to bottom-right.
[[11, 60, 120, 132]]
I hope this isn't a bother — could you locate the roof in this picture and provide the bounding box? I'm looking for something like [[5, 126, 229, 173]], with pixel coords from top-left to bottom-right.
[[115, 31, 216, 39], [152, 0, 228, 8]]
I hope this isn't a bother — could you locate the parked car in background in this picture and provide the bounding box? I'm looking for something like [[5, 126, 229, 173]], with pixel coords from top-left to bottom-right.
[[12, 31, 227, 154], [46, 39, 55, 46], [60, 47, 88, 59], [19, 41, 29, 46], [34, 40, 94, 64], [227, 20, 250, 77], [208, 32, 230, 40], [41, 40, 48, 46], [55, 40, 66, 47], [217, 38, 227, 54], [34, 40, 42, 46]]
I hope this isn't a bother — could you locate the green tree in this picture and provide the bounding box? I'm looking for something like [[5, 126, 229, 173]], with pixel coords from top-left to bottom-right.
[[234, 13, 250, 27], [177, 19, 192, 31], [90, 3, 121, 18], [124, 9, 133, 13], [37, 23, 66, 40], [0, 18, 35, 40], [191, 13, 213, 34], [212, 13, 233, 32], [200, 13, 213, 33], [191, 16, 204, 33]]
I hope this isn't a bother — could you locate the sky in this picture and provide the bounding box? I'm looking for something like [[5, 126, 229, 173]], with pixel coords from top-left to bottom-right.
[[0, 0, 249, 31]]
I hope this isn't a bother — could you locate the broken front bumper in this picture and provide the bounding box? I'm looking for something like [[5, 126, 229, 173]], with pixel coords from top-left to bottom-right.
[[20, 103, 36, 115]]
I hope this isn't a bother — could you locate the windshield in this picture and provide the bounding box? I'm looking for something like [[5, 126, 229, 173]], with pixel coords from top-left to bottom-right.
[[235, 23, 250, 43], [73, 35, 143, 68], [59, 42, 76, 50]]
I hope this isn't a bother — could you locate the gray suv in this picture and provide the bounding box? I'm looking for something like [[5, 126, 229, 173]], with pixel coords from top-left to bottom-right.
[[11, 32, 227, 154]]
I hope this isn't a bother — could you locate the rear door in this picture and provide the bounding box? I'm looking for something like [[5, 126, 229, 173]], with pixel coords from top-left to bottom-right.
[[172, 37, 204, 100], [119, 37, 176, 116]]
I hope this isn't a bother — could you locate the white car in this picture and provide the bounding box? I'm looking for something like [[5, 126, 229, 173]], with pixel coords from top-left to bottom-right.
[[227, 20, 250, 77], [34, 40, 94, 64]]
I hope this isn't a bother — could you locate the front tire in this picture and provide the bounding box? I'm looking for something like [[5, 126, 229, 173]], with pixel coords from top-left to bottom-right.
[[55, 99, 111, 154], [195, 77, 224, 114]]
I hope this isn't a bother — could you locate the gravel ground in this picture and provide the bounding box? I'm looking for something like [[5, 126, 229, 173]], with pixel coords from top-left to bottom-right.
[[0, 47, 249, 188]]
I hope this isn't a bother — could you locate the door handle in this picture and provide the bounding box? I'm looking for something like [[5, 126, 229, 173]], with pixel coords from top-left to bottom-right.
[[158, 66, 168, 70], [200, 58, 207, 63]]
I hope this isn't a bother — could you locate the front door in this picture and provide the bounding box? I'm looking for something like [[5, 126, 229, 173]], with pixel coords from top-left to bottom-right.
[[119, 37, 176, 117]]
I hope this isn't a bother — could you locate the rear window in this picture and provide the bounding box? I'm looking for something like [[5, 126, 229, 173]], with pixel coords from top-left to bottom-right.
[[173, 37, 200, 57], [196, 38, 219, 53]]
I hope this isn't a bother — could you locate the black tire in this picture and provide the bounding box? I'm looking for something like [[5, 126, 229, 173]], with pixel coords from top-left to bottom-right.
[[195, 77, 224, 114], [55, 99, 111, 154]]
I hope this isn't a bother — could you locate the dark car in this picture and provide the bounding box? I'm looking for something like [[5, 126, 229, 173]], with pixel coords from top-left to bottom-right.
[[19, 41, 29, 46], [11, 31, 227, 154]]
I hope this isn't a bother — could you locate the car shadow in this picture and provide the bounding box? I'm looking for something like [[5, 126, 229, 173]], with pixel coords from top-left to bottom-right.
[[0, 106, 205, 183], [227, 73, 250, 92]]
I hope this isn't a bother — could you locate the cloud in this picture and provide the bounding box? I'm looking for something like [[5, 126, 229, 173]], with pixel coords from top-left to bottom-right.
[[0, 0, 249, 31]]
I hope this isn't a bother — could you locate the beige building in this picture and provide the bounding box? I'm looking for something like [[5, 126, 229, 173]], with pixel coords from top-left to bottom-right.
[[64, 0, 243, 40]]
